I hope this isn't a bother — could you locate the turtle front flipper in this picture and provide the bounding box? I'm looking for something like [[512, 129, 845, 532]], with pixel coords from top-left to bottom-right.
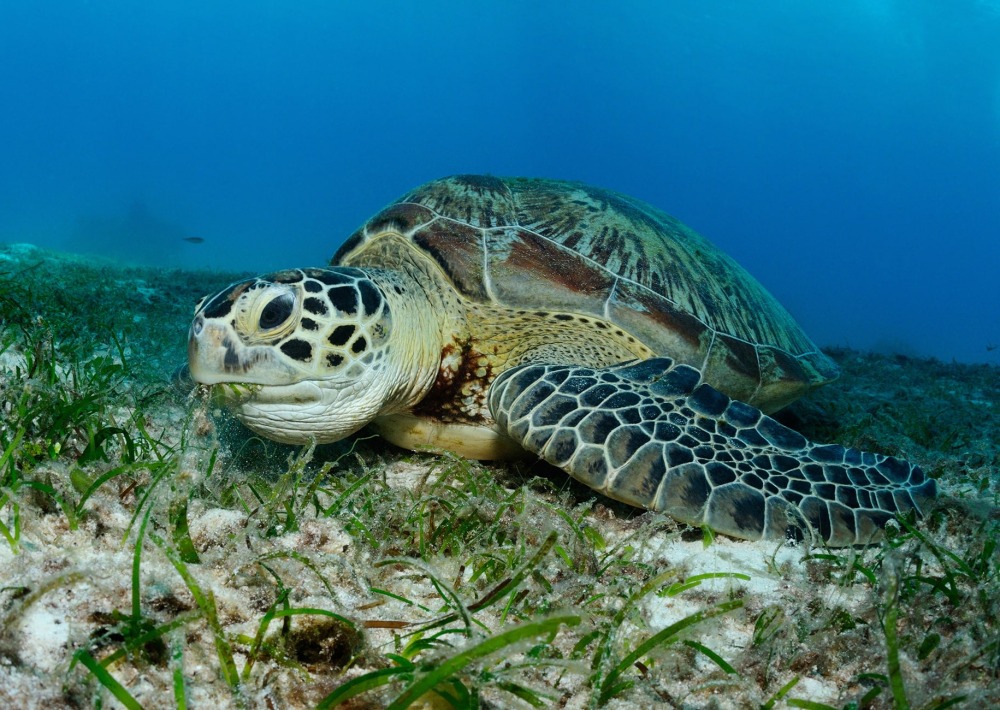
[[488, 357, 937, 547]]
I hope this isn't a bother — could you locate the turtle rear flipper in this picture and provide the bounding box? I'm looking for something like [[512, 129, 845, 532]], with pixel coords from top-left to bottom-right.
[[488, 357, 936, 547]]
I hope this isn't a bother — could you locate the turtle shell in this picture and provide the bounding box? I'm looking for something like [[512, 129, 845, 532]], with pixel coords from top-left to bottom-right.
[[333, 175, 838, 412]]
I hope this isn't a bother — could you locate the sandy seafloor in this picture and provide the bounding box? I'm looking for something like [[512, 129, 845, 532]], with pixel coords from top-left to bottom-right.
[[0, 243, 997, 708]]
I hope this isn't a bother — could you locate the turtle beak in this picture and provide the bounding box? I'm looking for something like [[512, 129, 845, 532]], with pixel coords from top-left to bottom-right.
[[188, 313, 299, 386], [188, 315, 246, 384]]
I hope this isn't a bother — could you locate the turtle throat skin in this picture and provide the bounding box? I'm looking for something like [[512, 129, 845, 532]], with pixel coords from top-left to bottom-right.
[[188, 266, 441, 444]]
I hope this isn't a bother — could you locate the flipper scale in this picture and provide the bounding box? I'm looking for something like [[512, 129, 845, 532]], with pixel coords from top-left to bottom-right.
[[489, 357, 936, 546]]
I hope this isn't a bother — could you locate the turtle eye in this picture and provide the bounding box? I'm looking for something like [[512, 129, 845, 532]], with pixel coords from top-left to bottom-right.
[[259, 292, 295, 330]]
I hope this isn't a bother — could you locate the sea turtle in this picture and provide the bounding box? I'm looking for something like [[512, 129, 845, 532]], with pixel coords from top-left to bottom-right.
[[188, 175, 936, 546]]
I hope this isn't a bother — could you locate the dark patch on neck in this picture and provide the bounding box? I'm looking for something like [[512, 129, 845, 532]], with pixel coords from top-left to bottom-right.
[[411, 336, 492, 424]]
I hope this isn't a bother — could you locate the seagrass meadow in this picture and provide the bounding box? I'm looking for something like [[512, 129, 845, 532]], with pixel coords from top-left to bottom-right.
[[1, 242, 997, 708]]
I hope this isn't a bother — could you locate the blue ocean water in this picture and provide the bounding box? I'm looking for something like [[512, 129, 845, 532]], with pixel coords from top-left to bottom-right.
[[1, 1, 997, 364]]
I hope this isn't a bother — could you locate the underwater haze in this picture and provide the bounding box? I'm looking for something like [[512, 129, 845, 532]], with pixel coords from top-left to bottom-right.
[[1, 1, 998, 364]]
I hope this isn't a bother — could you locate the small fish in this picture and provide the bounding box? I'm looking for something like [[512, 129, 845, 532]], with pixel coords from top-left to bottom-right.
[[183, 236, 205, 244]]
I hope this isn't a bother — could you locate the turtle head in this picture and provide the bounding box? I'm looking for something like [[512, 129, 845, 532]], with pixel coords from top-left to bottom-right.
[[188, 267, 396, 444]]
